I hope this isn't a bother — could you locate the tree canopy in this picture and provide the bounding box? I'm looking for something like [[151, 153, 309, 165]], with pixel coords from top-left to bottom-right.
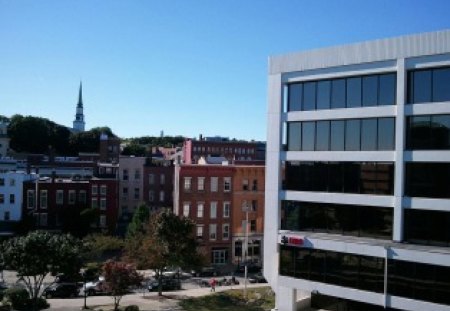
[[1, 231, 85, 310], [126, 135, 185, 147], [7, 115, 72, 154], [126, 204, 150, 238], [124, 210, 202, 296]]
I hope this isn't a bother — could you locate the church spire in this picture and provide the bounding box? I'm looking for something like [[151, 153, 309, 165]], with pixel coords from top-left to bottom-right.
[[73, 81, 85, 132], [77, 81, 83, 108]]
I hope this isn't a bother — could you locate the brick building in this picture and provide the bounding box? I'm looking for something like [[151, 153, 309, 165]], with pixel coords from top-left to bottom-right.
[[143, 158, 174, 213]]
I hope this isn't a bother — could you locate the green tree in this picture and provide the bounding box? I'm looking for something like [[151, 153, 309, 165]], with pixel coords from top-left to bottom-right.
[[83, 233, 124, 263], [69, 126, 117, 154], [7, 114, 71, 154], [124, 210, 202, 296], [1, 231, 84, 311], [121, 143, 147, 156], [126, 204, 150, 238], [103, 260, 142, 311]]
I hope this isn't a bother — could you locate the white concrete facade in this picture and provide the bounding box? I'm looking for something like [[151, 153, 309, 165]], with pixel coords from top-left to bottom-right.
[[0, 171, 37, 222], [265, 30, 450, 311]]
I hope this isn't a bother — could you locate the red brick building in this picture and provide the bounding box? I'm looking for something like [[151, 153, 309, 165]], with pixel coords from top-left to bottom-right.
[[182, 138, 264, 164], [174, 164, 234, 265], [143, 158, 174, 213], [22, 176, 119, 235], [174, 161, 266, 267]]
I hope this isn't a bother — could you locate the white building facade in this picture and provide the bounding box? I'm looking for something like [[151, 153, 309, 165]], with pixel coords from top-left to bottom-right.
[[0, 172, 37, 235], [265, 30, 450, 311]]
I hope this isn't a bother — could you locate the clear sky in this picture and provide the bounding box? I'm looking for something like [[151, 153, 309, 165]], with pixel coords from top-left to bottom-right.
[[1, 0, 449, 141]]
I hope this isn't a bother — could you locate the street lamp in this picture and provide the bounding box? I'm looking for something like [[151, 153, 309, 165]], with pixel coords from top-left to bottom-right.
[[242, 201, 252, 300]]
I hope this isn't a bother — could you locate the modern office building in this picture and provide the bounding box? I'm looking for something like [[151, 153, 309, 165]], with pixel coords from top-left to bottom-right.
[[265, 30, 450, 311]]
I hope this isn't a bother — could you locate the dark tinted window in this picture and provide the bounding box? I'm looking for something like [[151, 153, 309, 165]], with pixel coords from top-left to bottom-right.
[[432, 67, 450, 102], [361, 119, 377, 151], [345, 119, 361, 151], [281, 201, 392, 239], [302, 122, 315, 151], [331, 79, 346, 109], [407, 115, 431, 149], [316, 121, 330, 151], [303, 82, 316, 111], [406, 162, 450, 198], [346, 77, 361, 108], [404, 209, 450, 247], [362, 75, 378, 107], [378, 73, 396, 106], [330, 120, 345, 151], [288, 83, 302, 111], [287, 122, 302, 151], [378, 118, 395, 150], [412, 70, 432, 103], [431, 114, 450, 149], [317, 80, 331, 110]]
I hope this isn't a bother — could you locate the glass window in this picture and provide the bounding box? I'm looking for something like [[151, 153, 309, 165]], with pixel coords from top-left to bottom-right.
[[68, 190, 76, 205], [197, 203, 204, 218], [56, 190, 64, 205], [210, 177, 218, 192], [331, 79, 346, 109], [432, 67, 450, 102], [184, 177, 192, 191], [302, 121, 315, 151], [315, 121, 330, 151], [100, 198, 106, 210], [196, 225, 203, 239], [345, 119, 361, 151], [362, 75, 378, 107], [288, 122, 302, 151], [378, 73, 396, 105], [407, 115, 431, 149], [412, 70, 432, 103], [210, 202, 217, 219], [183, 203, 190, 217], [288, 83, 302, 111], [361, 119, 377, 151], [378, 118, 395, 150], [346, 77, 361, 108], [209, 224, 217, 240], [198, 177, 205, 191], [303, 82, 316, 111], [316, 80, 331, 110], [330, 120, 345, 151], [406, 162, 450, 198], [224, 177, 231, 192], [223, 202, 230, 218], [431, 114, 450, 149], [40, 190, 48, 209]]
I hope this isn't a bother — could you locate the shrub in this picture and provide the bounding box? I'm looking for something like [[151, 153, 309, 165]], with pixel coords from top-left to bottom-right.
[[3, 287, 29, 310], [124, 305, 139, 311]]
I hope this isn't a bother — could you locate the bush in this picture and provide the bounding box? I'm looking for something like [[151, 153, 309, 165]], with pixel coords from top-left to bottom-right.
[[124, 305, 139, 311], [3, 287, 29, 310], [31, 297, 49, 310], [0, 305, 11, 311]]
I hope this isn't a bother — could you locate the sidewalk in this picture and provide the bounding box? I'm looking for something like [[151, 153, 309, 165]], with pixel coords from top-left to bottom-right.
[[47, 283, 270, 311]]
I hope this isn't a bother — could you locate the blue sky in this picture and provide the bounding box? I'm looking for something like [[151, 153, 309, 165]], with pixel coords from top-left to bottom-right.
[[1, 0, 450, 141]]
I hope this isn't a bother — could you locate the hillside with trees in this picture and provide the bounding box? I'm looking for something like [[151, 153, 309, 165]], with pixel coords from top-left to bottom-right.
[[3, 114, 117, 155]]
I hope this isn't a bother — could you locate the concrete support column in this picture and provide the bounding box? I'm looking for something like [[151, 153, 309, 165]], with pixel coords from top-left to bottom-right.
[[393, 58, 406, 242], [275, 286, 297, 311]]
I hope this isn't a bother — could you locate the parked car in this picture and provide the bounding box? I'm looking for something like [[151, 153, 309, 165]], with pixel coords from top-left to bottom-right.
[[235, 262, 262, 274], [84, 277, 110, 296], [44, 283, 79, 298], [147, 278, 181, 292], [191, 266, 220, 277], [162, 267, 192, 279], [248, 272, 267, 283]]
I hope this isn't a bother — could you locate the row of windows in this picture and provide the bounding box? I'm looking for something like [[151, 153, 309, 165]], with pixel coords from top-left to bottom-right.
[[280, 246, 385, 293], [405, 162, 450, 199], [122, 187, 141, 200], [280, 246, 450, 305], [408, 67, 450, 104], [284, 162, 394, 195], [0, 194, 15, 204], [404, 209, 450, 247], [196, 223, 230, 241], [287, 73, 396, 112], [388, 259, 450, 305], [193, 146, 255, 155], [183, 201, 231, 219], [148, 173, 166, 185], [184, 176, 232, 192], [148, 190, 166, 202], [406, 114, 450, 150], [281, 201, 392, 239], [286, 118, 395, 151], [0, 178, 15, 187], [32, 212, 108, 228], [27, 189, 108, 209], [311, 293, 401, 311]]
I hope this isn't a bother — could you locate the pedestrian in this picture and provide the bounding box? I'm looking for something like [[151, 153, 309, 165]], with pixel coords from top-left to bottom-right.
[[210, 278, 216, 292]]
